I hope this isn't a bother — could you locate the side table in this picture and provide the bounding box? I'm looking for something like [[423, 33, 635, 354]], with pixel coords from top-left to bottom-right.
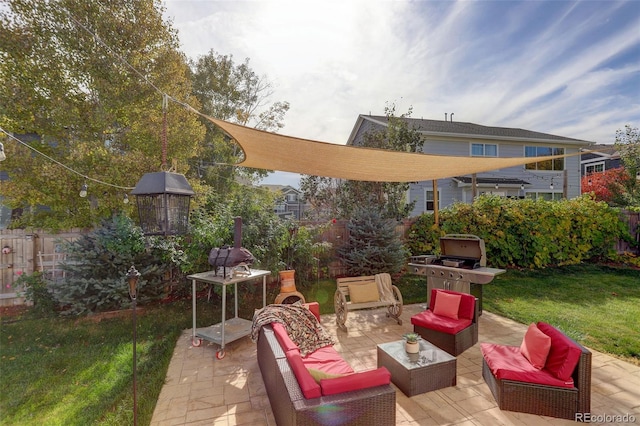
[[377, 339, 456, 396]]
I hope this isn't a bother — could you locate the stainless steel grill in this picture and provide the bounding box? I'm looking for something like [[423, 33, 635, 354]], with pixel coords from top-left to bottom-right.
[[408, 234, 506, 313]]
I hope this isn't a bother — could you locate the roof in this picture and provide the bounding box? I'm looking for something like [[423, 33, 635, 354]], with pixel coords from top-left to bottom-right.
[[351, 115, 595, 146]]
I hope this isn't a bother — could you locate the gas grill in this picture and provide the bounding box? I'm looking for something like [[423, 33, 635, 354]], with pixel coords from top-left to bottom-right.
[[408, 234, 506, 313]]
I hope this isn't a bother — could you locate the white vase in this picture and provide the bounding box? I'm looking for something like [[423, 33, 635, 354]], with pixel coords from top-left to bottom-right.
[[405, 341, 419, 354]]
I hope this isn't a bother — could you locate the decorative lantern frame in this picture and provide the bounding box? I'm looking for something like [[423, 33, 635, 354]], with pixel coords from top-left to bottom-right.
[[131, 171, 195, 236]]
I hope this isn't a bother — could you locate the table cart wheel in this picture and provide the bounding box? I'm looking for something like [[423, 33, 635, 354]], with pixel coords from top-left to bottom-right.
[[386, 285, 403, 325], [192, 337, 202, 347], [334, 290, 348, 330], [216, 349, 226, 360]]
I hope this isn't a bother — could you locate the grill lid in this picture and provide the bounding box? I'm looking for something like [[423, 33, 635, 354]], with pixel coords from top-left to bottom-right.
[[439, 234, 486, 267]]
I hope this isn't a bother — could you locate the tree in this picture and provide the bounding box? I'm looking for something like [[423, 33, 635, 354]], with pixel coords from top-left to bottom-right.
[[337, 205, 409, 276], [0, 0, 205, 229], [300, 103, 422, 221], [614, 125, 640, 208], [190, 50, 290, 192]]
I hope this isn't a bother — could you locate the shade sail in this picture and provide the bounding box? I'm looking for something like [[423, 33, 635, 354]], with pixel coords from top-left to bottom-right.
[[206, 116, 585, 183]]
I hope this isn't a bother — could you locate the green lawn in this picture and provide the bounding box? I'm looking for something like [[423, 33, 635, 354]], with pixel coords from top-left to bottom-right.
[[0, 264, 638, 425]]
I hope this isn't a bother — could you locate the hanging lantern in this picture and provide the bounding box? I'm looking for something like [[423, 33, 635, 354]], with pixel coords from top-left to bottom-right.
[[131, 171, 195, 236]]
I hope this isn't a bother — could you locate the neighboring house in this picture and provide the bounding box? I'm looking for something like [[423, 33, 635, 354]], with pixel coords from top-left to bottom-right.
[[580, 144, 622, 176], [261, 184, 307, 220], [347, 115, 595, 217]]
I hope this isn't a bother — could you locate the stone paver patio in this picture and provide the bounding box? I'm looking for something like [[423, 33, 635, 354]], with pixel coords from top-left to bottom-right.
[[151, 303, 640, 425]]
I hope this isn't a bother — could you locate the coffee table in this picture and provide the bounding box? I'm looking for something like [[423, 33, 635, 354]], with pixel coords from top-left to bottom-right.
[[377, 339, 456, 396]]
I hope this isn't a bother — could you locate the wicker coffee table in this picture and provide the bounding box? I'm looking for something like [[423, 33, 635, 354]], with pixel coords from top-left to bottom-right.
[[377, 339, 456, 396]]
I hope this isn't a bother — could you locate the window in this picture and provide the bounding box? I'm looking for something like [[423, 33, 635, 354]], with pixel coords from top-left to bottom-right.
[[526, 192, 563, 201], [286, 193, 298, 202], [525, 146, 564, 171], [471, 143, 497, 157], [425, 189, 440, 211], [585, 163, 604, 175]]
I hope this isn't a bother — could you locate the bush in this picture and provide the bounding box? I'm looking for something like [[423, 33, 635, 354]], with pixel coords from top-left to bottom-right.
[[50, 214, 170, 315], [407, 195, 630, 269]]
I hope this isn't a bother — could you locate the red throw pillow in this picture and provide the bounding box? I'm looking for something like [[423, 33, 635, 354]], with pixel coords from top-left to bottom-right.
[[433, 291, 462, 320], [520, 323, 551, 369], [537, 322, 583, 381]]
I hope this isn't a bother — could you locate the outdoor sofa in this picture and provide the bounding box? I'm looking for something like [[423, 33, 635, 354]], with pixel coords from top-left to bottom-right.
[[253, 303, 396, 426]]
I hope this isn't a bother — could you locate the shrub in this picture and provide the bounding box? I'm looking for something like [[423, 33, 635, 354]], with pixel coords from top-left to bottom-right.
[[407, 195, 630, 269], [51, 214, 170, 315], [338, 205, 408, 276]]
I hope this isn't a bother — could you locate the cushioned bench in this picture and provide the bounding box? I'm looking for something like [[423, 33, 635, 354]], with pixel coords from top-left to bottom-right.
[[334, 274, 403, 330]]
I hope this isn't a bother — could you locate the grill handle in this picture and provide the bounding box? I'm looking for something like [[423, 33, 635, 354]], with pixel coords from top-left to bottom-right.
[[443, 234, 482, 241]]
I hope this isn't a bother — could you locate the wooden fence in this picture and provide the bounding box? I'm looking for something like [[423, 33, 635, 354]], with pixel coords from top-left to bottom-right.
[[0, 229, 83, 306]]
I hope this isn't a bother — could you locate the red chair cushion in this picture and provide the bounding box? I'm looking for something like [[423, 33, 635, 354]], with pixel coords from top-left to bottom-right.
[[481, 343, 575, 388], [429, 289, 475, 320], [520, 323, 551, 369], [301, 346, 354, 375], [537, 322, 583, 381], [411, 310, 472, 334], [272, 322, 299, 353], [285, 350, 322, 399], [320, 367, 391, 396], [433, 291, 461, 320]]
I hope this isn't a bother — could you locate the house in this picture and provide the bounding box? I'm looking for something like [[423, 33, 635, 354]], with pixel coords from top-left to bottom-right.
[[580, 144, 622, 176], [261, 184, 306, 220], [347, 115, 595, 217]]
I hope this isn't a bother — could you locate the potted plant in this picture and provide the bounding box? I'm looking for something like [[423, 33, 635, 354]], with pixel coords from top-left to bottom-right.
[[403, 332, 420, 354]]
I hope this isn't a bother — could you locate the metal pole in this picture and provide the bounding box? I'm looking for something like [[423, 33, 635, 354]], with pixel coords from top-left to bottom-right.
[[132, 296, 137, 426]]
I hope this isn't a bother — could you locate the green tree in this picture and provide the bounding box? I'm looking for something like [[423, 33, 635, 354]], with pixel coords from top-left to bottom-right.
[[190, 50, 290, 194], [300, 103, 422, 220], [0, 0, 205, 229], [337, 205, 409, 276], [613, 125, 640, 208]]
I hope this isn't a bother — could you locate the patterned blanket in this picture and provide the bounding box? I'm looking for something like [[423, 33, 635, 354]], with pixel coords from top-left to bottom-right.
[[251, 304, 335, 357]]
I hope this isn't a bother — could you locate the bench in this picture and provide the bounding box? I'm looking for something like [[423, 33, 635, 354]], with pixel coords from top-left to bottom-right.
[[334, 274, 403, 330]]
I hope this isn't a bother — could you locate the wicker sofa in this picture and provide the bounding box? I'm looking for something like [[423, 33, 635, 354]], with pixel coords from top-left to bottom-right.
[[481, 322, 592, 421], [411, 289, 479, 356], [256, 306, 396, 426]]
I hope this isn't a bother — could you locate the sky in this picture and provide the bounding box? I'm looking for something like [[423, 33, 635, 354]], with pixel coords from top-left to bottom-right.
[[163, 0, 640, 188]]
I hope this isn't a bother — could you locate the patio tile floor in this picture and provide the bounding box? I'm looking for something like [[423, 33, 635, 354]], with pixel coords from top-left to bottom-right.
[[150, 304, 640, 425]]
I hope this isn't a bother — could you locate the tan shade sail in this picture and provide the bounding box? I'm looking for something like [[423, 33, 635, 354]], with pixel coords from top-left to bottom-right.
[[206, 116, 583, 182]]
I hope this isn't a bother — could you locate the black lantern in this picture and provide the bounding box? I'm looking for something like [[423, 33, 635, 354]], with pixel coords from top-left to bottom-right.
[[131, 171, 195, 236]]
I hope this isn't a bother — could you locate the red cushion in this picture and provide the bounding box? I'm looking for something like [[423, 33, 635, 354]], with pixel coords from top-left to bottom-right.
[[285, 350, 322, 399], [520, 323, 551, 369], [411, 310, 472, 334], [320, 367, 391, 396], [537, 322, 583, 381], [429, 289, 475, 320], [301, 346, 354, 375], [433, 291, 461, 319], [481, 343, 575, 388], [272, 322, 299, 353]]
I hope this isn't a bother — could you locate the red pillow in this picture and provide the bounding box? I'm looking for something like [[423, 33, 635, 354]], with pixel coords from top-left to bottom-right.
[[520, 323, 551, 369], [537, 322, 583, 381], [433, 291, 462, 320]]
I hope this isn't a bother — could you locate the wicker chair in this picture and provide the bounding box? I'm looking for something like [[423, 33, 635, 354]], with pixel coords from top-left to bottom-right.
[[481, 325, 592, 420], [411, 289, 478, 356]]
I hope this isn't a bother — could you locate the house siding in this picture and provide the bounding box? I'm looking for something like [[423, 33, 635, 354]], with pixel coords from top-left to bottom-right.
[[349, 116, 591, 218]]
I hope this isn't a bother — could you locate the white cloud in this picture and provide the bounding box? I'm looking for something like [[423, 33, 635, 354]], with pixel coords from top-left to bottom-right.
[[164, 0, 640, 186]]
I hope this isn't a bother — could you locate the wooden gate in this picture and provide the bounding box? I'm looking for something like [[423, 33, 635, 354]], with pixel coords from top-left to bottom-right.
[[0, 229, 83, 306]]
